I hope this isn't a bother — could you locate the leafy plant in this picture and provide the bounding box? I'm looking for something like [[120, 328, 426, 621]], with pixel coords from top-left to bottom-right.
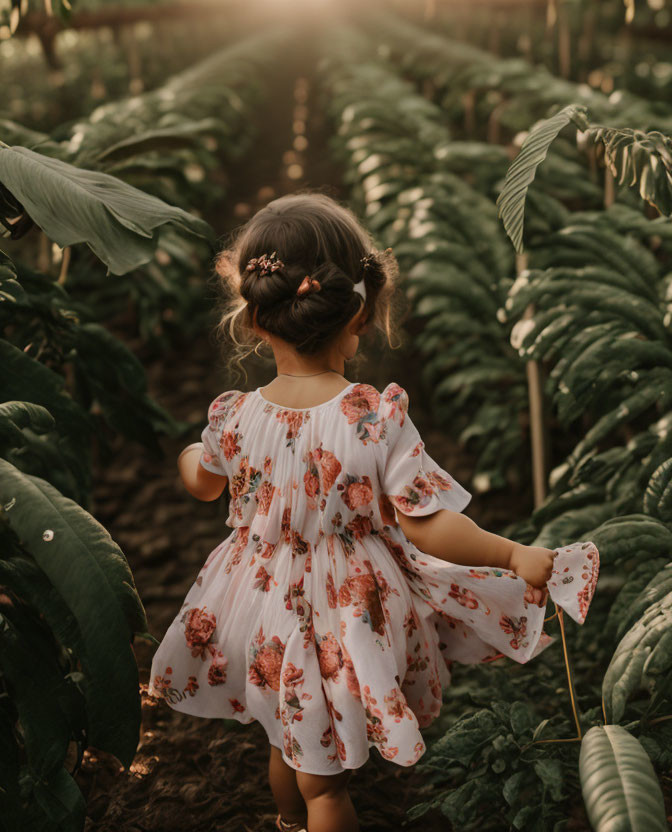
[[496, 104, 672, 252], [579, 725, 668, 831]]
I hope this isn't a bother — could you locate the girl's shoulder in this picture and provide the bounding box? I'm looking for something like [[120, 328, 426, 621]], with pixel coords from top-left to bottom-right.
[[206, 389, 248, 424]]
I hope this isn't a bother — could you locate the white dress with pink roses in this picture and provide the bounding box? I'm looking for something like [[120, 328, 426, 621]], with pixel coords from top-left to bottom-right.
[[147, 382, 599, 775]]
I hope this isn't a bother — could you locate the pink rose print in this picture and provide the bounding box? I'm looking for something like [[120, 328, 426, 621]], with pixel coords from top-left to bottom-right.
[[208, 654, 228, 686], [341, 384, 380, 424], [314, 445, 342, 492], [340, 384, 383, 443], [304, 469, 320, 500], [276, 409, 309, 451], [249, 627, 285, 691], [338, 571, 386, 635], [263, 455, 273, 475], [316, 632, 344, 680], [382, 383, 407, 425], [220, 430, 241, 460], [448, 583, 479, 610], [391, 473, 437, 513], [338, 474, 374, 510], [255, 480, 275, 515], [384, 687, 414, 723], [208, 390, 247, 425], [230, 456, 261, 500], [281, 663, 313, 726], [326, 571, 338, 609], [230, 698, 245, 713], [303, 444, 342, 509], [283, 662, 304, 687], [183, 606, 217, 659], [345, 514, 373, 540]]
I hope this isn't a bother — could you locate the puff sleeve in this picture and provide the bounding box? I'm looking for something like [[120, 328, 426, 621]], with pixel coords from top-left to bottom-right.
[[378, 383, 472, 517], [197, 390, 242, 477]]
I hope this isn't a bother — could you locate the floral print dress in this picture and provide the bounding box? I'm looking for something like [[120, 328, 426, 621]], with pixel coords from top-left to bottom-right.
[[148, 382, 599, 775]]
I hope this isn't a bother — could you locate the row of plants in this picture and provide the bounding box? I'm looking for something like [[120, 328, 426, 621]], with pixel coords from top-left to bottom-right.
[[319, 24, 672, 832], [362, 10, 672, 501], [395, 0, 672, 106], [0, 29, 288, 832], [368, 12, 672, 139], [317, 27, 533, 495], [0, 18, 237, 133], [2, 28, 286, 348]]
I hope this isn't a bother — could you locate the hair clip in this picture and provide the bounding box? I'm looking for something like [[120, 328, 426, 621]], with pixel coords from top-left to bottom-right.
[[246, 250, 284, 276], [296, 275, 321, 296], [360, 252, 378, 271], [352, 278, 366, 302]]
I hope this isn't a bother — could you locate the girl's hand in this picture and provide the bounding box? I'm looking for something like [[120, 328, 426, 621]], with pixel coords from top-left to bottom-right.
[[508, 543, 556, 589]]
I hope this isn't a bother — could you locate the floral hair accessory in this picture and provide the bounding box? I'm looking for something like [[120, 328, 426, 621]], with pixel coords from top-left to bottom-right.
[[296, 275, 321, 296], [360, 252, 378, 272], [246, 250, 284, 276]]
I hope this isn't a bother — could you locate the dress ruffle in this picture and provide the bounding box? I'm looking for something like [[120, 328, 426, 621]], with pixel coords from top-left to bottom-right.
[[148, 523, 599, 774]]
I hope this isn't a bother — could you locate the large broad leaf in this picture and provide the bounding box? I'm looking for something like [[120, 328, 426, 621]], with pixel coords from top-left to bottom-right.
[[0, 460, 146, 766], [0, 146, 213, 275], [603, 590, 672, 721], [0, 604, 80, 779], [579, 725, 667, 831], [495, 104, 590, 253]]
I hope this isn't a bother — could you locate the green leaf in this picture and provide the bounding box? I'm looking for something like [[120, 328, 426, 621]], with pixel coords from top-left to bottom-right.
[[32, 765, 86, 831], [586, 126, 672, 216], [0, 606, 77, 779], [579, 725, 667, 831], [0, 146, 213, 275], [603, 590, 672, 722], [0, 401, 55, 449], [533, 759, 564, 802], [495, 104, 589, 253], [0, 460, 144, 766]]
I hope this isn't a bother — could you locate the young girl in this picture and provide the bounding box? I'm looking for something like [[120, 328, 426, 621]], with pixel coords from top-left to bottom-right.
[[148, 192, 599, 832]]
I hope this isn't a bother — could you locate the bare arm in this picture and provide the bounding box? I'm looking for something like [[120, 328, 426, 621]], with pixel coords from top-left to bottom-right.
[[397, 509, 556, 589], [397, 510, 513, 569], [178, 443, 228, 502]]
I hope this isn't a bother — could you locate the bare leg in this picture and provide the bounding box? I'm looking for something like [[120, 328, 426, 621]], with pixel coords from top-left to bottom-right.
[[268, 745, 308, 826], [296, 768, 359, 832]]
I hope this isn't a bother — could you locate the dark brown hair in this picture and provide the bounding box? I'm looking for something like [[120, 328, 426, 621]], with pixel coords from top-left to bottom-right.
[[212, 191, 402, 374]]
